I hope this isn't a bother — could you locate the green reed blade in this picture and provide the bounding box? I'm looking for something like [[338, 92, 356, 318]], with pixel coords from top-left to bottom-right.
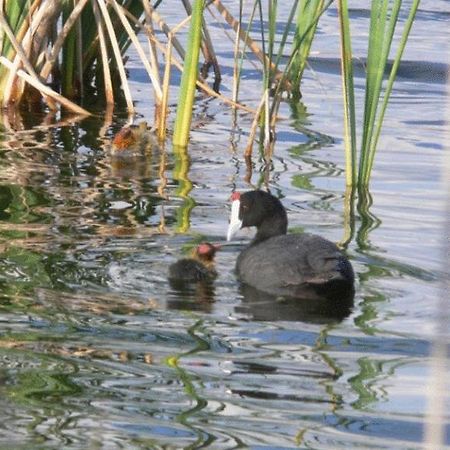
[[267, 0, 277, 78], [337, 0, 357, 187], [337, 0, 420, 187], [273, 0, 298, 72], [360, 0, 400, 176], [361, 0, 421, 185], [173, 0, 205, 148], [288, 0, 324, 97], [1, 0, 30, 56], [61, 2, 77, 99], [270, 0, 332, 117]]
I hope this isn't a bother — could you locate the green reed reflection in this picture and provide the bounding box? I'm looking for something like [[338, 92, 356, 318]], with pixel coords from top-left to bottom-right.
[[173, 145, 195, 233], [2, 349, 81, 405], [166, 320, 212, 448]]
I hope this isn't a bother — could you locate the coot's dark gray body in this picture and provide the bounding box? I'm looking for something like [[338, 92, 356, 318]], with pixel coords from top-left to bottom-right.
[[236, 233, 354, 298], [228, 190, 354, 299]]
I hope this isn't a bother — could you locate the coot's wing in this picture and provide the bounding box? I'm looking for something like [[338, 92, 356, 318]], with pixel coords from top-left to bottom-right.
[[303, 234, 349, 284]]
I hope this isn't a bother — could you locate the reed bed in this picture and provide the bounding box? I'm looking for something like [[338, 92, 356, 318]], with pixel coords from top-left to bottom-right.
[[0, 0, 420, 186]]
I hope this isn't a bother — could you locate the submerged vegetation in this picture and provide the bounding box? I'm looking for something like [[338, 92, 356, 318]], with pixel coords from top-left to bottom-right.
[[0, 0, 420, 188]]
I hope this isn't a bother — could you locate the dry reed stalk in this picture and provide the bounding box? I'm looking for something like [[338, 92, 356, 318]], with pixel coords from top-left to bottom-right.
[[263, 88, 270, 154], [244, 93, 266, 157], [212, 0, 282, 79], [142, 2, 162, 130], [158, 34, 172, 141], [146, 7, 186, 61], [231, 7, 241, 106], [96, 0, 134, 114], [0, 56, 90, 115], [91, 0, 114, 106], [122, 8, 257, 115], [4, 1, 61, 105], [110, 0, 162, 101], [0, 7, 46, 106], [142, 2, 162, 92], [40, 0, 89, 80]]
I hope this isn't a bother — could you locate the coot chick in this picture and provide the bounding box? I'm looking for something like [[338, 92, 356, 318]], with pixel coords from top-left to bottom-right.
[[111, 121, 153, 155], [168, 242, 220, 283], [227, 190, 354, 299]]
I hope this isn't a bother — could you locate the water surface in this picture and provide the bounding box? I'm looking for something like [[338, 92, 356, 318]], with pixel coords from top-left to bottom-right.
[[0, 2, 449, 448]]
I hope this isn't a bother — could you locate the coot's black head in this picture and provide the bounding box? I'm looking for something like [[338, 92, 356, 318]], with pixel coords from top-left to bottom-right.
[[227, 190, 288, 243]]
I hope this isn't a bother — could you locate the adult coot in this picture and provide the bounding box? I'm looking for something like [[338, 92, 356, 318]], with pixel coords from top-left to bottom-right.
[[168, 242, 220, 283], [227, 190, 354, 299]]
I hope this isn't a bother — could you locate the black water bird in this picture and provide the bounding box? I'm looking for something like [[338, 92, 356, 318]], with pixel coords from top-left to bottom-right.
[[227, 190, 354, 300]]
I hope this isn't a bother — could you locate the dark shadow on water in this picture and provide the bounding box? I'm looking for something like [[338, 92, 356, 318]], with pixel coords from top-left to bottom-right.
[[236, 283, 354, 323]]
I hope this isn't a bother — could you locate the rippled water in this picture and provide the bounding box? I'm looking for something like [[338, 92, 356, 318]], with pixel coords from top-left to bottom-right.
[[0, 2, 449, 449]]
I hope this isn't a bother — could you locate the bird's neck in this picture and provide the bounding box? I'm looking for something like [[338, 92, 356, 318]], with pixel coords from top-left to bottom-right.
[[253, 214, 287, 244]]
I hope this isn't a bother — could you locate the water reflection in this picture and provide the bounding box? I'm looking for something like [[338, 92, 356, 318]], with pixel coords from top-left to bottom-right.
[[168, 281, 216, 313], [172, 145, 195, 233], [236, 283, 354, 323]]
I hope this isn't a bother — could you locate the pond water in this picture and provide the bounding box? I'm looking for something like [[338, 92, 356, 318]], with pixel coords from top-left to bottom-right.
[[0, 2, 449, 449]]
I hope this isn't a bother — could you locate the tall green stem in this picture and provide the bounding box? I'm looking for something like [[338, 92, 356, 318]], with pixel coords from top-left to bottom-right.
[[173, 0, 205, 148]]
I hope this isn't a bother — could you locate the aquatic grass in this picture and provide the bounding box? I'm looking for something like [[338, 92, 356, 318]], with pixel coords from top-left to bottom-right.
[[337, 0, 421, 187]]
